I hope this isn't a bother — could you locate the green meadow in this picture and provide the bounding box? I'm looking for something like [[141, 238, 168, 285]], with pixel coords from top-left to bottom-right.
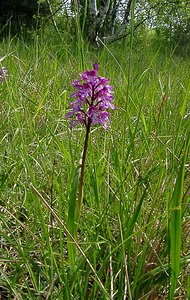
[[0, 30, 190, 299]]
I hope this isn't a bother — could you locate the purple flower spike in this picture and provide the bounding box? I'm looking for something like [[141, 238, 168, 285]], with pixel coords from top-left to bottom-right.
[[0, 67, 8, 83], [66, 64, 114, 129]]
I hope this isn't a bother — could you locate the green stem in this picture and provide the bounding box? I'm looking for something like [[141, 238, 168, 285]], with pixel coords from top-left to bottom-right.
[[76, 119, 91, 223]]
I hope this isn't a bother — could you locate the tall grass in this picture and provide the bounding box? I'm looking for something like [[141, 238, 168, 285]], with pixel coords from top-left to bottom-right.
[[0, 29, 190, 299]]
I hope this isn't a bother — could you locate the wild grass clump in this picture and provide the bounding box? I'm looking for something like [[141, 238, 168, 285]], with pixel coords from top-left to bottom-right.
[[0, 31, 190, 299]]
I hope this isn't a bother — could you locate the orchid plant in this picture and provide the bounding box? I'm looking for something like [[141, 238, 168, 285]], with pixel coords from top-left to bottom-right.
[[66, 63, 114, 251]]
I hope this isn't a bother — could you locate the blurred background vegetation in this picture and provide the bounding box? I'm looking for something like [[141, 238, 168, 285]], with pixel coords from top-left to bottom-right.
[[0, 0, 190, 55]]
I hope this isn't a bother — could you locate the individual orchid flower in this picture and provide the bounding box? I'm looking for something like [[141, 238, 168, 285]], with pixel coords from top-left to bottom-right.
[[0, 67, 8, 83]]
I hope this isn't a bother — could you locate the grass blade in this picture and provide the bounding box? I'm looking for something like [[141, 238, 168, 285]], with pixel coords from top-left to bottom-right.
[[169, 133, 190, 299], [67, 164, 81, 263], [126, 187, 147, 239]]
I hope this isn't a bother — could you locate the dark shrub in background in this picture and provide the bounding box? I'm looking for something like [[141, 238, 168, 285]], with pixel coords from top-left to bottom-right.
[[0, 0, 50, 36]]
